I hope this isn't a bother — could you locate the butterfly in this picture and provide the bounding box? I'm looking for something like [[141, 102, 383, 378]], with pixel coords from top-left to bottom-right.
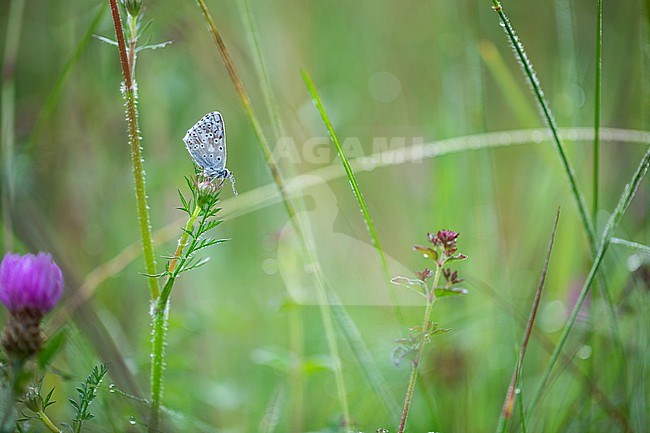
[[183, 111, 237, 195]]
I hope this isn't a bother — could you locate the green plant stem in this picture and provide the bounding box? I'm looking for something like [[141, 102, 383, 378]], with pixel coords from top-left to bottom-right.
[[37, 411, 63, 433], [489, 2, 631, 421], [527, 146, 649, 421], [60, 127, 649, 319], [108, 0, 159, 300], [1, 0, 25, 252], [195, 0, 285, 195], [194, 2, 357, 424], [593, 0, 603, 220], [168, 205, 201, 275], [397, 267, 442, 433], [490, 0, 595, 249], [108, 1, 161, 430], [149, 203, 201, 432], [27, 3, 105, 151], [302, 69, 403, 321], [122, 85, 159, 301], [159, 204, 201, 304], [234, 4, 308, 427], [496, 209, 560, 433], [149, 297, 166, 433]]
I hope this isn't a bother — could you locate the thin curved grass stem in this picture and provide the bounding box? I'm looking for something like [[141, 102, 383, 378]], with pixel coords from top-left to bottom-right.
[[490, 0, 595, 248], [194, 0, 356, 423], [593, 0, 603, 220], [527, 146, 649, 425]]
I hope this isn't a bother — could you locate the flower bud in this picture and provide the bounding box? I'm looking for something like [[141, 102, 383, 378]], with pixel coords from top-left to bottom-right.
[[122, 0, 142, 17], [21, 386, 43, 413], [0, 253, 63, 359]]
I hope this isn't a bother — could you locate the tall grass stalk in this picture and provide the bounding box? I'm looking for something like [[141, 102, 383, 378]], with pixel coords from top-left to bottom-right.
[[26, 3, 106, 152], [232, 3, 312, 428], [479, 40, 538, 127], [475, 260, 631, 430], [193, 1, 354, 424], [1, 0, 25, 251], [593, 0, 603, 220], [301, 69, 402, 320], [489, 1, 632, 421], [108, 0, 162, 429], [107, 0, 159, 300], [585, 3, 604, 426], [55, 127, 650, 324], [490, 0, 595, 248], [496, 209, 560, 433], [236, 0, 287, 154], [527, 146, 649, 421]]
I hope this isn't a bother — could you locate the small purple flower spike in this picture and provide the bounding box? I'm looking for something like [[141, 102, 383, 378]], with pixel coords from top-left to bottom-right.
[[0, 252, 63, 314], [0, 252, 64, 359]]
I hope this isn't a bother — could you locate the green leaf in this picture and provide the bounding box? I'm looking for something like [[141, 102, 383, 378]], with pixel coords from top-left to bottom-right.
[[434, 286, 468, 298], [38, 330, 66, 369], [92, 35, 118, 47], [390, 276, 427, 297], [443, 253, 468, 265], [135, 40, 173, 53]]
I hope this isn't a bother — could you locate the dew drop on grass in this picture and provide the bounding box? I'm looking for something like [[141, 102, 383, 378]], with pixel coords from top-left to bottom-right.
[[577, 344, 592, 360], [108, 384, 116, 393], [627, 254, 643, 272], [129, 416, 137, 425]]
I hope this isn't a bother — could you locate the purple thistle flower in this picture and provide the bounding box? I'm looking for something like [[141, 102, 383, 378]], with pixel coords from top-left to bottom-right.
[[1, 252, 63, 359], [0, 252, 63, 314]]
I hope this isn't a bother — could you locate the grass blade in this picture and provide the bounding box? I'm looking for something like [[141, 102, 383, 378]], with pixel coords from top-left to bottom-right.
[[51, 127, 650, 328], [593, 0, 603, 220], [496, 208, 560, 432], [479, 40, 538, 127], [235, 1, 401, 420], [610, 238, 650, 254], [527, 145, 649, 421], [26, 3, 107, 151], [490, 0, 595, 248], [1, 0, 26, 251], [301, 69, 402, 318]]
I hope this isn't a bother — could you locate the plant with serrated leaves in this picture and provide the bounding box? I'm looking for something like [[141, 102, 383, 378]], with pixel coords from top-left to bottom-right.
[[17, 364, 109, 433], [149, 175, 229, 431], [95, 0, 172, 61], [391, 230, 468, 433], [162, 177, 227, 282], [68, 363, 109, 433], [16, 380, 57, 431]]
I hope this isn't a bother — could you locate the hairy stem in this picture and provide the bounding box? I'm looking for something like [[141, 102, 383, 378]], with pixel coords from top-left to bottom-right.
[[108, 0, 159, 300], [108, 1, 162, 430], [397, 267, 441, 433], [593, 0, 603, 220], [490, 0, 595, 249]]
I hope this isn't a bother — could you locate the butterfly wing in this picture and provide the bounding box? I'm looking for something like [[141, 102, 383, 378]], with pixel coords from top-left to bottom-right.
[[183, 111, 227, 177]]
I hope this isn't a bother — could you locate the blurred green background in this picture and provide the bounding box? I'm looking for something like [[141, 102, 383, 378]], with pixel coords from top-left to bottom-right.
[[1, 0, 648, 431]]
